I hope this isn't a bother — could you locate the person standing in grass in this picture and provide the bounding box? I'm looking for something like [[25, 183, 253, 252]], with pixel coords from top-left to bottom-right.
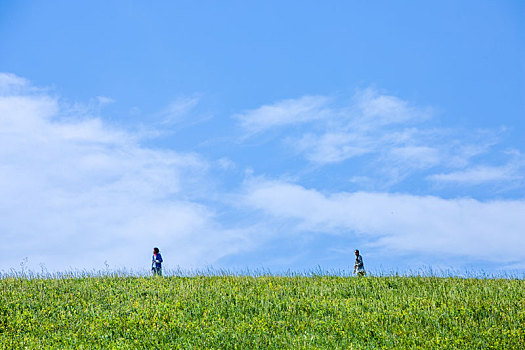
[[151, 247, 163, 276], [354, 249, 366, 276]]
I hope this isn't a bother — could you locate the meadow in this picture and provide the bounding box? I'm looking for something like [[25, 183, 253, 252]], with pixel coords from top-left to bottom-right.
[[1, 272, 524, 349]]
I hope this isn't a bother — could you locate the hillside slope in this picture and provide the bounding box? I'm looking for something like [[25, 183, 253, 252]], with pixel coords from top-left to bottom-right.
[[1, 275, 524, 348]]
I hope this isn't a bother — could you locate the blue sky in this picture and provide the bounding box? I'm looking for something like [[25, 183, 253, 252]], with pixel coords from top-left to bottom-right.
[[1, 1, 524, 274]]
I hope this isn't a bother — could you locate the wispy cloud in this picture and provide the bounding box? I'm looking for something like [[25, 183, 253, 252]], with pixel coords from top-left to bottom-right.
[[235, 89, 430, 137], [288, 92, 445, 170], [159, 96, 200, 124], [352, 88, 432, 128], [236, 89, 435, 166], [234, 95, 331, 134], [428, 164, 523, 185], [95, 96, 115, 106], [294, 131, 373, 163], [235, 89, 521, 191]]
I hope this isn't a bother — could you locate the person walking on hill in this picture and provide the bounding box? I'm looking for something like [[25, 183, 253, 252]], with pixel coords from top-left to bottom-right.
[[152, 247, 163, 276], [354, 249, 366, 276]]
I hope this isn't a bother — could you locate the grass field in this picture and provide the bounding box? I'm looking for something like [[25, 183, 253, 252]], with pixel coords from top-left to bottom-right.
[[1, 273, 524, 349]]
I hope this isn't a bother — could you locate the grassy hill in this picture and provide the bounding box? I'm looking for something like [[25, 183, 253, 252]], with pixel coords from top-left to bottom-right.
[[1, 274, 524, 349]]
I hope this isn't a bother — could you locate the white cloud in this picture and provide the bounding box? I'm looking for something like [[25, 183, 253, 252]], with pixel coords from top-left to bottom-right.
[[235, 89, 430, 137], [353, 88, 432, 128], [290, 91, 438, 167], [429, 164, 522, 184], [95, 96, 115, 106], [387, 145, 442, 169], [0, 73, 32, 95], [159, 96, 200, 124], [295, 132, 372, 163], [242, 179, 525, 264], [236, 90, 522, 192], [0, 74, 252, 272], [234, 95, 331, 134], [236, 89, 435, 166], [216, 157, 236, 170]]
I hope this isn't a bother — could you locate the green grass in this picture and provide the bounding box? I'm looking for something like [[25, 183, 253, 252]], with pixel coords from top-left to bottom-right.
[[1, 275, 524, 349]]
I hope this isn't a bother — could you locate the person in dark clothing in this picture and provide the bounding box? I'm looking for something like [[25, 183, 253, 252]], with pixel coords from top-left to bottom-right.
[[151, 247, 163, 276], [354, 249, 366, 276]]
